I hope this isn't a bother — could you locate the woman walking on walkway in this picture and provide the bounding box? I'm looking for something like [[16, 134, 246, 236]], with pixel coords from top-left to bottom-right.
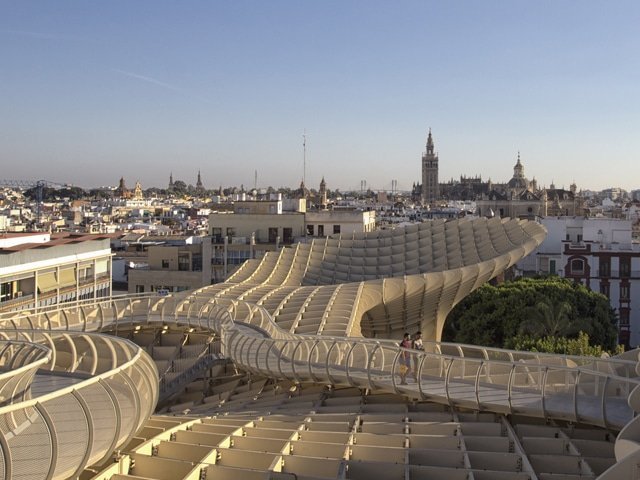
[[398, 333, 412, 385]]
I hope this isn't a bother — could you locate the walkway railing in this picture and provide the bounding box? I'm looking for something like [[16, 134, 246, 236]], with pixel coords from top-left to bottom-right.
[[0, 291, 639, 478], [208, 299, 639, 431], [1, 293, 637, 430], [0, 326, 158, 480]]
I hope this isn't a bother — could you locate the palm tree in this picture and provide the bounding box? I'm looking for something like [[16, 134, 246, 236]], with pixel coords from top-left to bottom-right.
[[519, 299, 589, 338]]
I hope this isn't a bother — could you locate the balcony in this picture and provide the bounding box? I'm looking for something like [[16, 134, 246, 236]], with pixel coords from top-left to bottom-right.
[[608, 269, 639, 279], [0, 274, 111, 313], [0, 293, 35, 312]]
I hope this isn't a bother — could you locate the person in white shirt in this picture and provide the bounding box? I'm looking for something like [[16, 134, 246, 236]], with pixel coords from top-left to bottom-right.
[[411, 331, 424, 381]]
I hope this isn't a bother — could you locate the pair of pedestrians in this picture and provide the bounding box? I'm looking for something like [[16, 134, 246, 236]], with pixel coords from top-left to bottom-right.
[[398, 331, 423, 385]]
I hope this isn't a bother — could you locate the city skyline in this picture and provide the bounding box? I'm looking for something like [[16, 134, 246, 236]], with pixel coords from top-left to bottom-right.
[[1, 1, 639, 191]]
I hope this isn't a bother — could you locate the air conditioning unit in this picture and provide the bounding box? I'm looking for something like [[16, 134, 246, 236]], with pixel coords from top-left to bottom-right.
[[16, 291, 23, 297]]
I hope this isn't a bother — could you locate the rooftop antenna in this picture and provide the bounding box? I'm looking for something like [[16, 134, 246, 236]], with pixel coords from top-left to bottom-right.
[[254, 169, 257, 191], [302, 129, 307, 186]]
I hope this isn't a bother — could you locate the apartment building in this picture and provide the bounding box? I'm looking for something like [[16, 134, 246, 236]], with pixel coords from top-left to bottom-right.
[[0, 232, 112, 312], [115, 234, 213, 294], [209, 200, 305, 282], [305, 209, 376, 237], [518, 217, 640, 347]]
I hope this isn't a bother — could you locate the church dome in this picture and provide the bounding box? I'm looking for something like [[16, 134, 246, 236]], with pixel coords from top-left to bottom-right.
[[507, 176, 529, 189], [507, 152, 529, 190]]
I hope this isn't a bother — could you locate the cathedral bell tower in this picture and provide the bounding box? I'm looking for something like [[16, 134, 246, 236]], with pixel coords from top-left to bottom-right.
[[421, 129, 439, 204], [196, 170, 204, 195], [319, 177, 328, 209]]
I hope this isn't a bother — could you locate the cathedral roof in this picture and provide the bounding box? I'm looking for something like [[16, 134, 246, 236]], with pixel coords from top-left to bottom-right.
[[507, 177, 530, 189], [519, 190, 540, 201], [545, 188, 574, 201], [488, 190, 508, 201]]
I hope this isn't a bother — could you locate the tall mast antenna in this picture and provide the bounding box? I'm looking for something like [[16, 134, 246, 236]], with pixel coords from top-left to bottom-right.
[[302, 129, 307, 186]]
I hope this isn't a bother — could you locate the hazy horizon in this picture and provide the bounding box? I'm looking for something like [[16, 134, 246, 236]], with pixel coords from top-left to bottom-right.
[[2, 1, 639, 192]]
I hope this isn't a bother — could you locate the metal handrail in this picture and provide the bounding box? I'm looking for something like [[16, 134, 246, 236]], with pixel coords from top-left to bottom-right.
[[0, 286, 636, 477], [0, 327, 158, 479]]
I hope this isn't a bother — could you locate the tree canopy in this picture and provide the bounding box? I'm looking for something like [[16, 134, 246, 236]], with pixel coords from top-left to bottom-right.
[[442, 276, 618, 351], [510, 332, 623, 356], [24, 185, 87, 201]]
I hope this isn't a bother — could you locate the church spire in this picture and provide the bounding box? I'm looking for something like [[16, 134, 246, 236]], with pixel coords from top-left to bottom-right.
[[421, 128, 439, 205], [426, 128, 434, 155], [319, 176, 327, 209], [513, 151, 524, 178], [196, 170, 203, 190]]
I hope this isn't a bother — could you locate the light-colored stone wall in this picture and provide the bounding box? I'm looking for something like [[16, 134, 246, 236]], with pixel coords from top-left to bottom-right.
[[209, 212, 305, 244]]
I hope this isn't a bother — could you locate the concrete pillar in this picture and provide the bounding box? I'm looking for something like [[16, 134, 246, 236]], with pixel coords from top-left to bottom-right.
[[223, 236, 228, 279]]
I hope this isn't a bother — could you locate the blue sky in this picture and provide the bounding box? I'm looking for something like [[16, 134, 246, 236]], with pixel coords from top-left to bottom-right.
[[1, 1, 639, 192]]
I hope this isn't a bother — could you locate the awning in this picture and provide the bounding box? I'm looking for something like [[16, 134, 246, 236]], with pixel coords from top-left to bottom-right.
[[37, 272, 57, 293], [95, 259, 109, 274], [58, 268, 76, 288]]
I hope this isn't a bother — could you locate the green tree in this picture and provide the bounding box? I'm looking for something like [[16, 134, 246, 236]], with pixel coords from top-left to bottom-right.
[[511, 332, 624, 356], [443, 277, 618, 351], [519, 299, 587, 338], [144, 187, 167, 197], [171, 180, 188, 196], [24, 185, 87, 201], [88, 188, 112, 200]]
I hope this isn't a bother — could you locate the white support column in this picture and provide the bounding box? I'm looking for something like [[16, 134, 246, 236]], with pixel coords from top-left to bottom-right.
[[75, 259, 80, 302], [93, 258, 98, 301], [223, 236, 228, 279], [108, 255, 113, 298], [34, 271, 39, 312], [56, 265, 61, 307]]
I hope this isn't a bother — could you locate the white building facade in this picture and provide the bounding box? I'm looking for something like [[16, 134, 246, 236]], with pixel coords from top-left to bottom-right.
[[305, 210, 376, 237], [0, 232, 112, 312], [518, 217, 640, 347]]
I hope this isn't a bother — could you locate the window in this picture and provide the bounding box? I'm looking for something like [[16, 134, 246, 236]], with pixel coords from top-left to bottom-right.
[[619, 308, 630, 325], [620, 285, 630, 301], [268, 227, 278, 243], [620, 257, 631, 277], [0, 282, 11, 302], [192, 254, 202, 272], [227, 250, 252, 265], [307, 224, 314, 236], [599, 258, 611, 277], [283, 227, 293, 244], [161, 260, 170, 269], [333, 225, 341, 234], [178, 254, 190, 271], [600, 283, 610, 298], [566, 234, 570, 241], [318, 225, 324, 237], [577, 234, 583, 242], [226, 227, 236, 239], [549, 259, 556, 275], [570, 258, 585, 274], [212, 228, 223, 243], [135, 285, 145, 293]]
